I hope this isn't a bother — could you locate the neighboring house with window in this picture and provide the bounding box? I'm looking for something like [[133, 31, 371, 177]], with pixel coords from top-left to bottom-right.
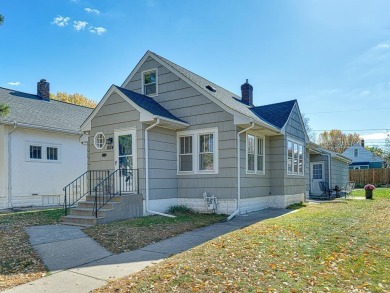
[[0, 80, 92, 209], [342, 142, 385, 169], [80, 51, 310, 217]]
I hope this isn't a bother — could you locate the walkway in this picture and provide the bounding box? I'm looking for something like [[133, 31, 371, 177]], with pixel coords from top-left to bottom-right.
[[4, 209, 290, 293]]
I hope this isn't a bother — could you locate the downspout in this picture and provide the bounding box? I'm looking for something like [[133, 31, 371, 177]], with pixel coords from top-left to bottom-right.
[[145, 119, 175, 218], [322, 152, 332, 189], [227, 121, 254, 221], [7, 122, 17, 208]]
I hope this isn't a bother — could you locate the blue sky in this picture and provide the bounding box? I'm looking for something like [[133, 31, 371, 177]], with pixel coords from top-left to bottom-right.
[[1, 0, 389, 147]]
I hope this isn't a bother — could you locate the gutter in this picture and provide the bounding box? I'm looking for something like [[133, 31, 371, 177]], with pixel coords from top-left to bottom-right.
[[227, 121, 254, 221], [7, 122, 17, 208], [1, 120, 81, 135], [145, 119, 175, 218]]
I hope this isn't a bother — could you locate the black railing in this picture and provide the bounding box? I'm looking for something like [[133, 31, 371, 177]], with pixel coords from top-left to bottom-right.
[[93, 168, 139, 217], [63, 170, 109, 215]]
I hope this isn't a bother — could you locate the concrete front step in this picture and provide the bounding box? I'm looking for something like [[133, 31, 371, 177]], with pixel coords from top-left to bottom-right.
[[78, 201, 117, 210], [60, 215, 102, 226], [69, 208, 110, 217], [85, 195, 122, 202]]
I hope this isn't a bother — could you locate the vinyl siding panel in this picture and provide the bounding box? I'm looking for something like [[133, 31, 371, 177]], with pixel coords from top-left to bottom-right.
[[126, 56, 238, 201], [89, 93, 146, 195]]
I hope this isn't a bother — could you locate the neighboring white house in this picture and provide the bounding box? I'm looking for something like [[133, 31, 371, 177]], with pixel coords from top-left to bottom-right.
[[0, 80, 93, 209]]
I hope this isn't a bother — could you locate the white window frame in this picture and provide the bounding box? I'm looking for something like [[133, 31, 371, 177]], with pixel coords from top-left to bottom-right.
[[94, 132, 106, 149], [26, 142, 61, 163], [287, 138, 304, 176], [141, 68, 158, 97], [246, 133, 265, 175], [177, 127, 218, 175]]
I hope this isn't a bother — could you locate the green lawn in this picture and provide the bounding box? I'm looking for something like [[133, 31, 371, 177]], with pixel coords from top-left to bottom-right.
[[96, 189, 390, 292], [0, 209, 63, 291], [84, 213, 226, 254]]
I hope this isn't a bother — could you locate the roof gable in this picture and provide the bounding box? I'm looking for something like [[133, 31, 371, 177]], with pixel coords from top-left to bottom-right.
[[342, 144, 384, 163], [115, 86, 187, 124], [251, 100, 296, 129], [0, 86, 93, 134], [121, 51, 281, 133], [81, 85, 189, 131]]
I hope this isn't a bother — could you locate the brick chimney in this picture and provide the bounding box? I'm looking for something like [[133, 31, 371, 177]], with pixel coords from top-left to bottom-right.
[[241, 79, 253, 106], [37, 79, 50, 101], [361, 139, 365, 147]]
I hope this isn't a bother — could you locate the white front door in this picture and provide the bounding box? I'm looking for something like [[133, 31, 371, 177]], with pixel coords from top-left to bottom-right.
[[310, 162, 324, 195], [114, 129, 137, 193]]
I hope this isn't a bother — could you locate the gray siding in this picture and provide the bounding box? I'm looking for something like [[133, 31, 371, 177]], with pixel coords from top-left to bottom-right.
[[148, 127, 177, 200], [283, 104, 307, 195], [126, 56, 238, 201], [89, 93, 146, 195], [285, 104, 306, 141], [331, 159, 349, 188]]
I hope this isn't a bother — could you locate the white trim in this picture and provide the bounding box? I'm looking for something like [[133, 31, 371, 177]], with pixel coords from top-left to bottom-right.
[[141, 68, 158, 97], [114, 128, 137, 171], [286, 136, 305, 176], [310, 161, 324, 195], [94, 132, 106, 149], [177, 127, 219, 175], [25, 141, 62, 164], [246, 133, 265, 175]]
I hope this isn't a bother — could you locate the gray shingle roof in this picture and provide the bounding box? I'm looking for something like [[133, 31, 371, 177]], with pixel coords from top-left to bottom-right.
[[115, 86, 187, 124], [251, 100, 296, 129], [0, 87, 93, 133], [150, 51, 287, 130]]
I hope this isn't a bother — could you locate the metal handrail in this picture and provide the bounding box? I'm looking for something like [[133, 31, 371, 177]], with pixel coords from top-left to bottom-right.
[[63, 170, 109, 215], [93, 168, 138, 218]]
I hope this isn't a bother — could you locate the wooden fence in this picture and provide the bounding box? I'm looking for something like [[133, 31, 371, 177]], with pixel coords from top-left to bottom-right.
[[349, 169, 390, 187]]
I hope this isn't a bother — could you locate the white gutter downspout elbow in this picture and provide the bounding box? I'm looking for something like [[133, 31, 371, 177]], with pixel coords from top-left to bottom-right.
[[227, 121, 255, 221], [145, 119, 175, 218]]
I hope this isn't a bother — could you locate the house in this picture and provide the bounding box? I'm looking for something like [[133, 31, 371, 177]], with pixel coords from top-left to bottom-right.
[[0, 80, 93, 209], [307, 143, 351, 196], [342, 141, 385, 169], [71, 50, 313, 222]]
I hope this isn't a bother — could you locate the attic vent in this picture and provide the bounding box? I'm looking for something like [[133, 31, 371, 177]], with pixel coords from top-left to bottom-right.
[[205, 85, 216, 92]]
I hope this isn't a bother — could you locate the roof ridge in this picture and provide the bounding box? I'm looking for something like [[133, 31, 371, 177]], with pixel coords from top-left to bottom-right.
[[253, 99, 297, 109], [150, 51, 242, 99]]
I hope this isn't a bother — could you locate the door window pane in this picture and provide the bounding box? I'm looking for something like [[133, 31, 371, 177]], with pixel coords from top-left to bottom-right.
[[119, 135, 132, 156]]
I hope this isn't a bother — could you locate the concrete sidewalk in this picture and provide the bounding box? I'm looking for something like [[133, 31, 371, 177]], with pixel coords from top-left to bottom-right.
[[5, 208, 290, 293]]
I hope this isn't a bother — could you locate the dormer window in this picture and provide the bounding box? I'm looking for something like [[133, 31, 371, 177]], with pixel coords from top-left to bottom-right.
[[142, 69, 158, 96]]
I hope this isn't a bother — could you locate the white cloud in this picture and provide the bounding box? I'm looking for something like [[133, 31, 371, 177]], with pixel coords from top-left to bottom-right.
[[375, 42, 390, 50], [361, 133, 388, 140], [88, 26, 107, 35], [85, 8, 100, 15], [8, 82, 21, 86], [73, 20, 88, 31], [360, 90, 370, 96], [52, 15, 70, 27]]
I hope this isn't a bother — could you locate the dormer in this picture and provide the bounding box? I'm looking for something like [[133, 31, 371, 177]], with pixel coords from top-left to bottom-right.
[[142, 68, 158, 97]]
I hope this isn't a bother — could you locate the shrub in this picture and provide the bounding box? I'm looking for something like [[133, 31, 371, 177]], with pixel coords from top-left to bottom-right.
[[286, 201, 306, 210], [166, 205, 195, 215]]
